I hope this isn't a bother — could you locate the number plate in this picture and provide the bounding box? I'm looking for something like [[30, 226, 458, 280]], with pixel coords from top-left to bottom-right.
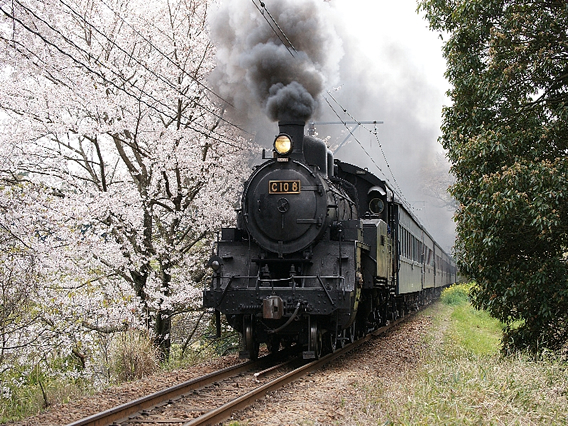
[[269, 180, 301, 194]]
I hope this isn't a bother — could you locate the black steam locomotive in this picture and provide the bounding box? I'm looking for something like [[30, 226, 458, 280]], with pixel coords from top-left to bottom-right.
[[203, 121, 456, 359]]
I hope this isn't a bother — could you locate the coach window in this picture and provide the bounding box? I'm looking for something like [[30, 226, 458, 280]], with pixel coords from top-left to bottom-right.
[[412, 236, 417, 262]]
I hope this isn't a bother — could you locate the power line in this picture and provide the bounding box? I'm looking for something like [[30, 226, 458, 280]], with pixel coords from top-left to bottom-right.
[[308, 120, 383, 154], [0, 35, 76, 91], [248, 0, 409, 203], [325, 90, 407, 199], [322, 96, 384, 177], [323, 91, 412, 211], [95, 0, 234, 109], [56, 0, 253, 137], [251, 0, 297, 58]]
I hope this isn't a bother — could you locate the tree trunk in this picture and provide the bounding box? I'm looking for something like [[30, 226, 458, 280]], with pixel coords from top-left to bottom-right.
[[154, 263, 172, 361], [154, 310, 171, 361]]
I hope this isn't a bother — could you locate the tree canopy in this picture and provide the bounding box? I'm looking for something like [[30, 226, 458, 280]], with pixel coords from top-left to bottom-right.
[[0, 0, 251, 369], [419, 0, 568, 352]]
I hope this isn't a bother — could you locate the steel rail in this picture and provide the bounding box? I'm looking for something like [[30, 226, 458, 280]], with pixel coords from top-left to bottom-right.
[[65, 358, 267, 426], [181, 315, 409, 426], [66, 312, 414, 426]]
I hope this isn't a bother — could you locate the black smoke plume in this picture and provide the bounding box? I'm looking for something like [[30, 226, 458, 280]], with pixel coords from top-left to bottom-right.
[[209, 1, 455, 250], [208, 0, 342, 125]]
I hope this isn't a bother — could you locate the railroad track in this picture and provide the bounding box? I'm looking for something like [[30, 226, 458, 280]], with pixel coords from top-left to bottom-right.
[[67, 316, 408, 426]]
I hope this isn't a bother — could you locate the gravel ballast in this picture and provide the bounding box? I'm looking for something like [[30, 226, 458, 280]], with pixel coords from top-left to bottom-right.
[[9, 312, 432, 426]]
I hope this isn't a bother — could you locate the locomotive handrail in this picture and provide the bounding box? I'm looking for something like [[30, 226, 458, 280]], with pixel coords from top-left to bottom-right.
[[216, 275, 345, 286]]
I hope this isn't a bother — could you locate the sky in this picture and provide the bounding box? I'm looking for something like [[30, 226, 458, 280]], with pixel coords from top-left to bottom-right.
[[321, 0, 456, 252], [1, 0, 456, 251], [332, 0, 448, 117]]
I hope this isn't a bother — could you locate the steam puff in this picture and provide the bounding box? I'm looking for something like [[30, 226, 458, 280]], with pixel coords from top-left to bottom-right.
[[266, 82, 316, 121]]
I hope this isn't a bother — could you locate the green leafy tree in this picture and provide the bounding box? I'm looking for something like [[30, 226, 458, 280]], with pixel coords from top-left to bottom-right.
[[419, 0, 568, 353]]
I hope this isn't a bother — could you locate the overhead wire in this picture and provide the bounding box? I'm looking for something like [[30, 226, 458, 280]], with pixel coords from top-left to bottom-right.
[[4, 0, 425, 205], [251, 0, 297, 58], [324, 91, 413, 212], [0, 35, 76, 91], [323, 95, 384, 177], [247, 0, 413, 212], [95, 0, 234, 109], [325, 90, 406, 196], [57, 0, 254, 137]]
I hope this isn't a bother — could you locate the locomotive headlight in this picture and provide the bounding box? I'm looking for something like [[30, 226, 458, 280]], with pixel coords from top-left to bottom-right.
[[274, 134, 293, 155]]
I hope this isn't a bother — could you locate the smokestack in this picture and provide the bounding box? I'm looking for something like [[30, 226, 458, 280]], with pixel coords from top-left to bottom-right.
[[278, 120, 305, 160]]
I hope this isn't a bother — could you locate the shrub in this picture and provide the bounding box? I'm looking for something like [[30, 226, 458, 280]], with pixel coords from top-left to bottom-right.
[[109, 329, 160, 382], [440, 283, 474, 306]]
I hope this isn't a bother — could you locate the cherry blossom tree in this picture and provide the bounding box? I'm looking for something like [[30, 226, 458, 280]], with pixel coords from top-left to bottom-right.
[[0, 0, 251, 364], [0, 183, 43, 370]]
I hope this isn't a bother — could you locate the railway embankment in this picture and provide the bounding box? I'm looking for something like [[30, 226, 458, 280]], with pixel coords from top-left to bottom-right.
[[228, 287, 568, 425], [8, 287, 568, 425]]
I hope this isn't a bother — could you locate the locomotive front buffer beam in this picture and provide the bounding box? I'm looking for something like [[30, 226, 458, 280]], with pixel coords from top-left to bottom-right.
[[205, 284, 358, 358]]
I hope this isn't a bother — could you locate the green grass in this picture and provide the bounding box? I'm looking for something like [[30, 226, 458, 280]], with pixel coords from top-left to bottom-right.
[[0, 334, 237, 423], [445, 303, 503, 357], [4, 287, 567, 425], [353, 286, 568, 425], [0, 370, 89, 423]]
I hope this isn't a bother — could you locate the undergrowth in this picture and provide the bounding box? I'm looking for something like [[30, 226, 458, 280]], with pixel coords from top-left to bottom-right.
[[0, 317, 238, 423], [356, 283, 568, 425]]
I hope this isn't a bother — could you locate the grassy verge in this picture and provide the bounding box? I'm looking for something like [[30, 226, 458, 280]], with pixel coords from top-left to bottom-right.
[[361, 285, 568, 425], [0, 324, 238, 423]]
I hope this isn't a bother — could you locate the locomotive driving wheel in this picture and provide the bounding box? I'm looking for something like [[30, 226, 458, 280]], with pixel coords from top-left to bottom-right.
[[309, 320, 323, 359], [243, 317, 259, 360]]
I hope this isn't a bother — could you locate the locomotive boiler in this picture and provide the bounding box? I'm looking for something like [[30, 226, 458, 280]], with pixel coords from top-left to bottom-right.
[[203, 120, 456, 359]]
